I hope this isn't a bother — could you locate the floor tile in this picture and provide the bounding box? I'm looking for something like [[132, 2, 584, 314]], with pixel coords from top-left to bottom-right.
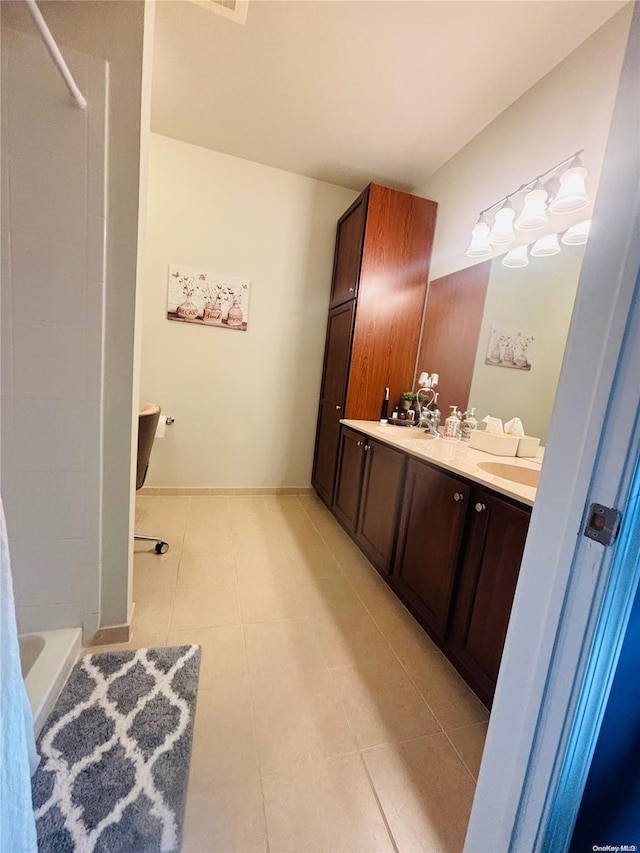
[[177, 553, 237, 588], [167, 624, 248, 689], [262, 755, 394, 852], [182, 521, 234, 557], [447, 720, 489, 781], [238, 564, 307, 623], [188, 685, 259, 791], [170, 581, 240, 631], [250, 670, 356, 775], [364, 733, 476, 853], [133, 551, 179, 593], [132, 587, 174, 634], [331, 659, 440, 749], [244, 617, 326, 682], [404, 652, 489, 731], [311, 610, 395, 669], [182, 780, 268, 853]]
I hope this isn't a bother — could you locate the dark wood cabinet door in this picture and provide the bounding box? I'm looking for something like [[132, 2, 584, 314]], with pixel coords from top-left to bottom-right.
[[311, 302, 355, 504], [393, 459, 470, 640], [333, 428, 366, 532], [356, 439, 406, 573], [320, 302, 355, 404], [330, 194, 367, 307], [449, 489, 531, 706]]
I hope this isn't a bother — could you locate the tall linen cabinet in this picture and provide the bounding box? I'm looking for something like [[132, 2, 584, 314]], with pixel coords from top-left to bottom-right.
[[312, 183, 437, 505]]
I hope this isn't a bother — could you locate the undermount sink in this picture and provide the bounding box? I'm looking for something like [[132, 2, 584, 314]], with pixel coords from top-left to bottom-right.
[[477, 461, 540, 488]]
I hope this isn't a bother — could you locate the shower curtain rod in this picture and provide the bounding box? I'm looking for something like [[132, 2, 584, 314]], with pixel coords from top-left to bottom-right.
[[25, 0, 87, 110]]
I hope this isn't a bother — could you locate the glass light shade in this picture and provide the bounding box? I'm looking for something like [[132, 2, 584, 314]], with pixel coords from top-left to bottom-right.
[[515, 188, 548, 231], [466, 219, 492, 257], [489, 205, 515, 245], [530, 233, 561, 257], [549, 165, 589, 214], [561, 219, 591, 245], [502, 245, 529, 268]]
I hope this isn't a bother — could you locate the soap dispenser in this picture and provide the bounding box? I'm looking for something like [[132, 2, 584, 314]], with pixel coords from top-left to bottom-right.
[[443, 406, 461, 440], [461, 407, 478, 441]]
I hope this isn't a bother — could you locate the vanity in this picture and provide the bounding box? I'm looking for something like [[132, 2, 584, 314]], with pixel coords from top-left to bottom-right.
[[312, 182, 585, 707], [333, 420, 537, 707]]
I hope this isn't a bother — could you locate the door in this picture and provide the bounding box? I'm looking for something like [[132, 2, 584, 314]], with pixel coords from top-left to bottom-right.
[[333, 427, 366, 532], [311, 301, 355, 504], [393, 458, 470, 640], [449, 488, 530, 706], [330, 192, 367, 307], [356, 438, 406, 573]]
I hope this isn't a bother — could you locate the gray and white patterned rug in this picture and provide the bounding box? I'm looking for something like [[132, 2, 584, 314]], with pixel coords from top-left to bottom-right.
[[32, 645, 201, 853]]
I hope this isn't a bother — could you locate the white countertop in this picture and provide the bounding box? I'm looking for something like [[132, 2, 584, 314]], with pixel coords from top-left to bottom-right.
[[341, 420, 541, 507]]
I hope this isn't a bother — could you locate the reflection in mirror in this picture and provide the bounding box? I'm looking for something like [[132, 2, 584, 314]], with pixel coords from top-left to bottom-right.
[[417, 241, 585, 445]]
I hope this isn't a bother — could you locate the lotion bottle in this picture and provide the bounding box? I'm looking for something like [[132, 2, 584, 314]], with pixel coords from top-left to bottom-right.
[[443, 406, 461, 440]]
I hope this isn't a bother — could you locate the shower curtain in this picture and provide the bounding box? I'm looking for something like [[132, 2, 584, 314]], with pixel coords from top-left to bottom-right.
[[0, 495, 37, 852]]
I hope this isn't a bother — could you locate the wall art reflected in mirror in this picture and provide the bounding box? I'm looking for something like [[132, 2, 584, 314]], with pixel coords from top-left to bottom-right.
[[417, 239, 586, 443]]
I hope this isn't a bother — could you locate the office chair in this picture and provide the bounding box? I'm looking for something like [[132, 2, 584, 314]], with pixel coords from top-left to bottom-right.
[[135, 403, 169, 554]]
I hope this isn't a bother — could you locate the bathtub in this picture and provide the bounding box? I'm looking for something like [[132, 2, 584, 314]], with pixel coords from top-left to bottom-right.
[[19, 628, 82, 738]]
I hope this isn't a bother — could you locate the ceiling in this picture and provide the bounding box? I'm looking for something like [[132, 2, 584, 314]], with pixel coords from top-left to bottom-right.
[[152, 1, 626, 192]]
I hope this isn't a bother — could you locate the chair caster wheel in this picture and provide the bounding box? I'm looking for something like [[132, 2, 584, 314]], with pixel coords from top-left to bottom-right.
[[155, 541, 169, 555]]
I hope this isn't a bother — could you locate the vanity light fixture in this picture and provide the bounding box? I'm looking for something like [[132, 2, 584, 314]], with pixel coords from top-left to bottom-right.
[[549, 154, 590, 214], [466, 213, 492, 257], [561, 219, 591, 246], [466, 150, 588, 258], [530, 233, 561, 257], [502, 245, 529, 268], [489, 199, 516, 245], [514, 181, 548, 231]]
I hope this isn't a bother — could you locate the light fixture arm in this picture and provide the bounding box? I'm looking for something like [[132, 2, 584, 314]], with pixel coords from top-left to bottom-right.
[[478, 150, 584, 218]]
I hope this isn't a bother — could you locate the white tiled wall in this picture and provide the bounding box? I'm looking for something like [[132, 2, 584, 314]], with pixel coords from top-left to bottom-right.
[[0, 29, 108, 639]]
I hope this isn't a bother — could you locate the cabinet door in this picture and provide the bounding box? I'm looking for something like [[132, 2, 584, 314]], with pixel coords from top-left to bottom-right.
[[449, 489, 531, 706], [312, 302, 355, 504], [333, 428, 366, 533], [330, 193, 367, 307], [356, 439, 406, 573], [393, 459, 470, 640]]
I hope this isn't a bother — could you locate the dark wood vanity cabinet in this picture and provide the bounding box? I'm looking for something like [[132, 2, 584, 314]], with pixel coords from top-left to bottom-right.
[[312, 184, 437, 503], [330, 193, 367, 307], [393, 459, 471, 639], [311, 302, 356, 504], [356, 439, 406, 573], [328, 425, 532, 705], [333, 429, 406, 574], [449, 488, 531, 706], [333, 427, 366, 532]]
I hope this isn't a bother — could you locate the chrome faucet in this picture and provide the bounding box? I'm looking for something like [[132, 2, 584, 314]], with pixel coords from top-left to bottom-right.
[[420, 405, 441, 436], [414, 372, 441, 437]]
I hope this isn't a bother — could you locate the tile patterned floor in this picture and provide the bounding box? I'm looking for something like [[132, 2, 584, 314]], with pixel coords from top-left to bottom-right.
[[101, 494, 490, 852]]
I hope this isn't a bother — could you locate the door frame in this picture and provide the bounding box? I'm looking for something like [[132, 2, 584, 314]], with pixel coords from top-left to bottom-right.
[[465, 6, 640, 850]]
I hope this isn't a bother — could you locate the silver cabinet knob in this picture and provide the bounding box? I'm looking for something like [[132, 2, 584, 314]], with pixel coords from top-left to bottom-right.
[[335, 405, 342, 411], [364, 444, 370, 452], [349, 286, 355, 292], [475, 502, 486, 513], [453, 492, 464, 502], [356, 440, 363, 447]]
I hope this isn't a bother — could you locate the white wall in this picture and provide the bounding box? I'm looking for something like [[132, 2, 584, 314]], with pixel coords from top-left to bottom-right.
[[414, 6, 633, 281], [1, 28, 107, 638], [141, 134, 357, 488]]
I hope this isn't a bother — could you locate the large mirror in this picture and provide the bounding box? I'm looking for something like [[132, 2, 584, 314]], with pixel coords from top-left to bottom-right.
[[417, 241, 586, 444]]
